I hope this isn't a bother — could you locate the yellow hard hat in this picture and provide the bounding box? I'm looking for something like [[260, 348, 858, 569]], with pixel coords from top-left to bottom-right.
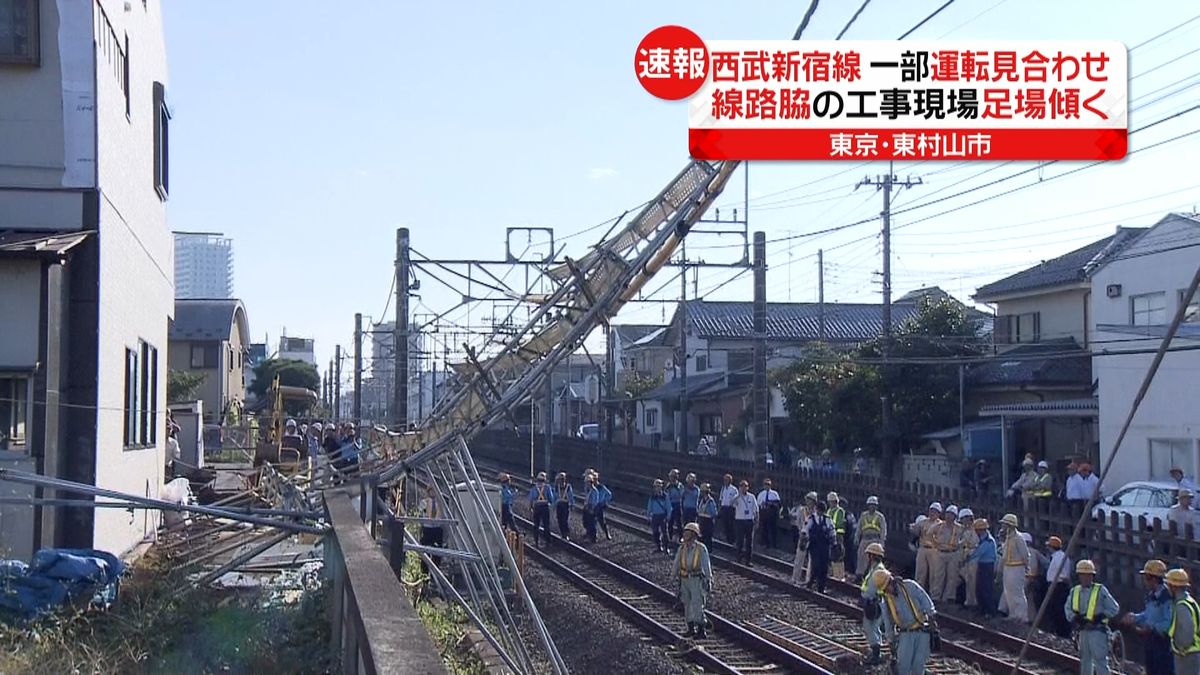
[[973, 518, 990, 530], [683, 522, 701, 537], [1166, 568, 1191, 587], [1000, 513, 1019, 528], [872, 568, 893, 590], [1075, 559, 1097, 575], [1140, 560, 1168, 577], [866, 542, 886, 557]]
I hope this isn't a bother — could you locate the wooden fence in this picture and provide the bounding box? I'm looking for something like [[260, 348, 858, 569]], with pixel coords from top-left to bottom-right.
[[472, 430, 1200, 608]]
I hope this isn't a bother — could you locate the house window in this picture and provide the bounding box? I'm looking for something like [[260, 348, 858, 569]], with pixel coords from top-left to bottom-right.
[[153, 81, 170, 199], [0, 0, 39, 65], [1181, 289, 1199, 324], [644, 408, 658, 429], [699, 414, 723, 435], [1131, 292, 1167, 326], [190, 344, 205, 368], [1149, 438, 1195, 480], [0, 375, 31, 452], [228, 346, 234, 372], [190, 343, 218, 368], [695, 353, 708, 372], [124, 348, 139, 446]]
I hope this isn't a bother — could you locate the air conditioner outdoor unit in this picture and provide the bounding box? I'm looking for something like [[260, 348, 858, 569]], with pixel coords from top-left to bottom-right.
[[1106, 284, 1122, 298]]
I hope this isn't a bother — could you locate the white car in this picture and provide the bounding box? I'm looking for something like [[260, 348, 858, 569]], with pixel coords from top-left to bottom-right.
[[1091, 480, 1179, 527]]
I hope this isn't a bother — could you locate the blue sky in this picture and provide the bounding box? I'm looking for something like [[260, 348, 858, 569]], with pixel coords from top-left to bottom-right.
[[163, 1, 1200, 381]]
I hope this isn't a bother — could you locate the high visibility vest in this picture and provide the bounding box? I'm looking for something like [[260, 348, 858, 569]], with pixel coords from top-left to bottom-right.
[[829, 507, 846, 534], [535, 485, 549, 503], [558, 485, 569, 502], [1169, 595, 1200, 656], [862, 561, 884, 593], [679, 544, 703, 577], [861, 512, 883, 535], [883, 581, 926, 630], [1030, 473, 1053, 497], [1071, 584, 1106, 623]]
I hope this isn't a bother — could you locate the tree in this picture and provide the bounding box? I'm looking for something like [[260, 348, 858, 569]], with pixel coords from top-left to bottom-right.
[[167, 369, 206, 403], [857, 296, 985, 456], [248, 358, 321, 400], [771, 343, 880, 453]]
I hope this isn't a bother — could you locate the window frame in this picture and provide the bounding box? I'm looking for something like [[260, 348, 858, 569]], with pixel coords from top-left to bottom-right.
[[0, 0, 40, 66], [152, 81, 170, 200], [1131, 291, 1167, 326], [0, 373, 33, 454], [190, 344, 206, 369], [124, 347, 139, 447], [1180, 289, 1199, 324], [644, 407, 658, 429]]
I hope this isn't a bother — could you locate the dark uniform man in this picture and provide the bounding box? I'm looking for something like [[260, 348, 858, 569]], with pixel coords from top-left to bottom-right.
[[697, 483, 718, 549], [1120, 559, 1174, 675], [666, 469, 684, 541], [528, 472, 556, 547], [498, 473, 516, 531], [647, 479, 671, 554]]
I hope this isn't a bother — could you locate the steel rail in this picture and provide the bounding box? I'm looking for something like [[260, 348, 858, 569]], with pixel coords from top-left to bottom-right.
[[514, 513, 834, 675]]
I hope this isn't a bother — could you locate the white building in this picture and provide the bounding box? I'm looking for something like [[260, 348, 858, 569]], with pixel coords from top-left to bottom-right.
[[1092, 213, 1200, 489], [173, 231, 233, 299], [0, 0, 171, 560], [278, 335, 315, 365]]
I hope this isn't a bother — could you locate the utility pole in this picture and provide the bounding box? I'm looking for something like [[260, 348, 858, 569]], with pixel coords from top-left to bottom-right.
[[394, 227, 410, 430], [334, 345, 342, 424], [544, 377, 553, 473], [678, 242, 688, 454], [818, 248, 826, 341], [752, 231, 767, 463], [327, 358, 334, 417], [353, 313, 363, 425], [858, 161, 922, 461]]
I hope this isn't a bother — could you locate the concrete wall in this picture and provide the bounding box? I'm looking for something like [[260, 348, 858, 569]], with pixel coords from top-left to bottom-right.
[[91, 0, 172, 556], [1092, 217, 1200, 489], [993, 287, 1090, 346], [0, 261, 41, 367]]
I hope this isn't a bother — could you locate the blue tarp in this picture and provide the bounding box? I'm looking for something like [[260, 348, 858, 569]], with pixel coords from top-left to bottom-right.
[[0, 549, 124, 620]]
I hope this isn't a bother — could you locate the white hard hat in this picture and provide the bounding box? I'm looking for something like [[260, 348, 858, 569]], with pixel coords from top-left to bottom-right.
[[1038, 460, 1049, 469], [946, 504, 959, 516], [929, 502, 943, 512], [958, 508, 974, 519], [915, 515, 928, 525], [866, 496, 879, 505], [312, 422, 323, 432], [285, 418, 297, 428]]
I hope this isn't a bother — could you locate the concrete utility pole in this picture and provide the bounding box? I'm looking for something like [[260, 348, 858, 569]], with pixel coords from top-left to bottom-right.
[[753, 231, 768, 462], [818, 248, 826, 341], [353, 313, 363, 425], [327, 359, 334, 417], [334, 345, 342, 424], [394, 228, 410, 430], [678, 243, 688, 454], [858, 161, 921, 458]]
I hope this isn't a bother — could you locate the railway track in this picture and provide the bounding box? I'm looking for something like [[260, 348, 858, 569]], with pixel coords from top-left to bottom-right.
[[485, 464, 1081, 675], [514, 513, 835, 675]]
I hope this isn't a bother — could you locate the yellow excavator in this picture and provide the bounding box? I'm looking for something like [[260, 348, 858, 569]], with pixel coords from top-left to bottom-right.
[[254, 374, 318, 473]]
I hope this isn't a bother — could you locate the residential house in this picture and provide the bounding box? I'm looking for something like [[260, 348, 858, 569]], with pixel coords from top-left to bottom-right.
[[636, 298, 924, 454], [0, 0, 172, 560], [167, 299, 250, 424], [972, 227, 1143, 484], [1090, 213, 1200, 489], [277, 335, 315, 365]]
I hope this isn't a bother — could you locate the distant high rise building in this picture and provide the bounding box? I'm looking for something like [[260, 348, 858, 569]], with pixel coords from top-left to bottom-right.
[[174, 232, 234, 299]]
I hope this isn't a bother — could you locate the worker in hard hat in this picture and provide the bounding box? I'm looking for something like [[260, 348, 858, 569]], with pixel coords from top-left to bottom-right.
[[875, 568, 937, 675], [666, 469, 684, 542], [674, 521, 712, 639], [1042, 535, 1073, 638], [859, 542, 888, 665], [1064, 559, 1120, 675], [998, 513, 1031, 623], [931, 504, 963, 603], [913, 502, 942, 590], [1119, 560, 1174, 675], [697, 483, 718, 549], [827, 492, 848, 581], [1030, 460, 1054, 501], [1008, 457, 1037, 509], [498, 473, 516, 532], [791, 491, 819, 585], [856, 496, 887, 582], [1165, 568, 1200, 674], [965, 518, 997, 616], [801, 500, 836, 593], [647, 479, 671, 554], [528, 471, 556, 547], [956, 508, 977, 607]]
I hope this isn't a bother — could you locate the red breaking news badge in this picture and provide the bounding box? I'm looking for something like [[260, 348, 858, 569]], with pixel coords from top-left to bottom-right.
[[635, 34, 1129, 161], [635, 25, 709, 100]]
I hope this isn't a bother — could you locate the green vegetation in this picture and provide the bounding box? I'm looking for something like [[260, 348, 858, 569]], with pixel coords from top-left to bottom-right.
[[402, 539, 488, 675], [167, 368, 207, 403], [0, 555, 335, 674]]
